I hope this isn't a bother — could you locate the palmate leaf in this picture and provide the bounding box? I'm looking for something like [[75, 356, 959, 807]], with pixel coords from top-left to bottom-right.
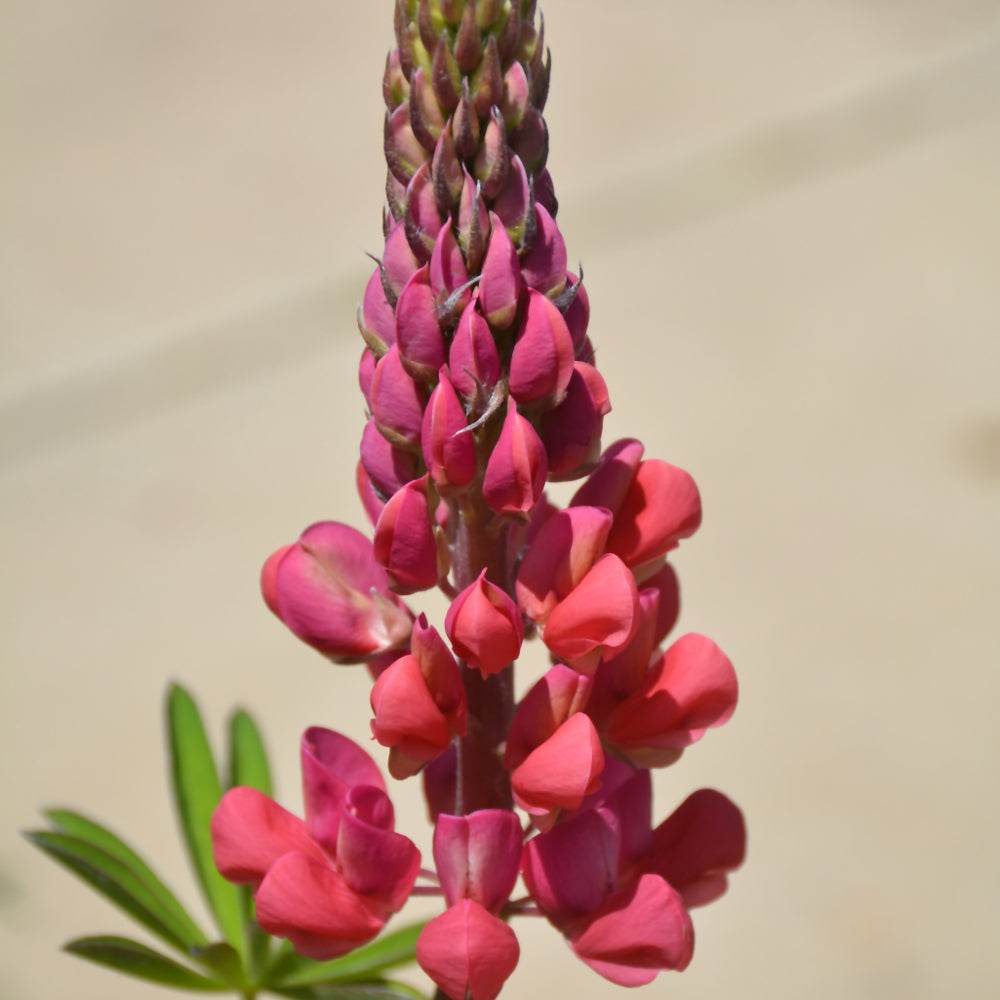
[[65, 935, 226, 992], [42, 808, 209, 949], [167, 683, 244, 952], [269, 922, 425, 989], [25, 831, 202, 954]]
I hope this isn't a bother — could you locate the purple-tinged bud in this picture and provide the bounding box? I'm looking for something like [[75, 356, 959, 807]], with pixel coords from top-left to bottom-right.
[[457, 173, 489, 273], [571, 438, 645, 511], [431, 129, 464, 216], [422, 368, 477, 495], [409, 66, 446, 151], [383, 49, 409, 111], [525, 12, 546, 79], [371, 344, 427, 451], [429, 221, 471, 325], [374, 475, 439, 594], [476, 0, 504, 30], [445, 569, 524, 676], [416, 0, 439, 54], [361, 418, 421, 500], [385, 104, 429, 185], [474, 108, 509, 200], [483, 397, 548, 515], [531, 47, 551, 113], [520, 204, 567, 297], [394, 0, 416, 78], [385, 172, 407, 226], [493, 155, 530, 246], [452, 80, 480, 160], [534, 168, 558, 217], [404, 162, 445, 264], [539, 362, 611, 480], [495, 2, 521, 63], [359, 269, 397, 357], [510, 106, 548, 174], [395, 266, 446, 381], [437, 0, 463, 26], [561, 271, 590, 353], [454, 0, 483, 73], [449, 298, 501, 405], [479, 213, 522, 330], [431, 31, 461, 113], [509, 288, 575, 407], [472, 35, 504, 117], [357, 461, 386, 527], [499, 61, 529, 132], [382, 221, 421, 302], [359, 348, 376, 408]]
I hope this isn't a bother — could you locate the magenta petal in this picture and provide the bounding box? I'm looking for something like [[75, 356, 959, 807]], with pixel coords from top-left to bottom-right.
[[508, 289, 575, 407], [444, 569, 523, 676], [337, 785, 421, 909], [519, 204, 567, 297], [433, 810, 522, 912], [570, 873, 694, 984], [645, 789, 747, 908], [255, 851, 384, 960], [416, 899, 520, 1000], [301, 727, 385, 850], [449, 299, 501, 401], [210, 787, 322, 887], [478, 213, 522, 330], [395, 266, 447, 381], [370, 343, 427, 450], [570, 438, 644, 512], [482, 398, 547, 515], [373, 475, 439, 593]]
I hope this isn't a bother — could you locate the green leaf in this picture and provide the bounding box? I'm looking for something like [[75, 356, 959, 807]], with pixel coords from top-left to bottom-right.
[[166, 683, 243, 950], [65, 935, 226, 991], [189, 941, 249, 990], [270, 923, 424, 988], [43, 808, 208, 948], [270, 982, 427, 1000], [26, 831, 198, 953], [227, 708, 272, 795]]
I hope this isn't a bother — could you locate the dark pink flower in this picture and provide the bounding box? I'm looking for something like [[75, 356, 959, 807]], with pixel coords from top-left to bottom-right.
[[508, 289, 575, 408], [478, 213, 522, 330], [211, 728, 420, 960], [395, 266, 447, 382], [449, 298, 501, 405], [519, 203, 567, 297], [261, 522, 411, 663], [482, 397, 547, 515], [370, 343, 427, 451], [422, 369, 477, 495]]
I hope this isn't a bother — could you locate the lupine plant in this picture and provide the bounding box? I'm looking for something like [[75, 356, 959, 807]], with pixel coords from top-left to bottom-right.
[[30, 3, 745, 999]]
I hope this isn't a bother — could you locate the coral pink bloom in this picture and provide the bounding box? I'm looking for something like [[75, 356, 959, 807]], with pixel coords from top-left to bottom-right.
[[433, 810, 523, 913], [261, 521, 411, 664], [515, 505, 613, 623], [541, 553, 640, 674], [211, 728, 420, 960], [604, 459, 702, 570], [370, 615, 467, 779], [571, 438, 644, 513], [416, 899, 520, 1000], [510, 712, 604, 822], [569, 873, 694, 985], [445, 570, 523, 676], [482, 397, 548, 515], [604, 633, 738, 767], [373, 476, 440, 594]]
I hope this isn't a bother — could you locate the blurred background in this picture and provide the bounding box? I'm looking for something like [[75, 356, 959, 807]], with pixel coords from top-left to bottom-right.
[[3, 1, 999, 997]]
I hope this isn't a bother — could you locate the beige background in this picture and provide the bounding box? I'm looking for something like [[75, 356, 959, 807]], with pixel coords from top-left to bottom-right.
[[3, 2, 999, 998]]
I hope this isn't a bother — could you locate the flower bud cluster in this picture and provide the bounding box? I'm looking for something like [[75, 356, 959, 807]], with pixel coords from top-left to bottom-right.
[[213, 5, 744, 999]]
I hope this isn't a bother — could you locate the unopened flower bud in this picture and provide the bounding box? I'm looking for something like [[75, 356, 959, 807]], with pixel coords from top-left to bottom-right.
[[395, 266, 446, 381], [404, 162, 445, 263], [373, 475, 439, 593], [449, 298, 501, 405], [385, 103, 428, 185], [539, 362, 611, 479], [445, 569, 523, 676], [499, 60, 530, 131], [370, 343, 427, 450], [457, 173, 489, 273], [429, 221, 472, 325], [408, 66, 446, 151], [473, 108, 509, 200], [520, 204, 567, 297], [478, 213, 522, 330], [360, 418, 420, 500], [482, 397, 547, 515], [422, 368, 477, 495], [359, 268, 397, 357], [509, 288, 575, 408], [493, 155, 531, 245], [382, 221, 421, 302]]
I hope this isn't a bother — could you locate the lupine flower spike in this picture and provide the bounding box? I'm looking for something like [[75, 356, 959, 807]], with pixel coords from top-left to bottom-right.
[[213, 3, 746, 997]]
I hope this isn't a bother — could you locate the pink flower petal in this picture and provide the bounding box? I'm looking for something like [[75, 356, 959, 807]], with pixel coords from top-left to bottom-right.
[[433, 810, 523, 912], [445, 570, 523, 676]]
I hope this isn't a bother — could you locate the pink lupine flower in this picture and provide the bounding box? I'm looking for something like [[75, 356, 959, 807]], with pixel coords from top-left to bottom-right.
[[482, 397, 547, 515], [541, 553, 640, 673], [445, 569, 523, 676], [571, 437, 645, 513], [508, 289, 575, 408], [261, 521, 411, 663], [602, 632, 738, 767], [373, 475, 440, 594], [478, 213, 522, 330], [449, 298, 501, 406], [539, 361, 611, 479], [515, 505, 613, 623], [370, 615, 467, 779], [211, 728, 420, 960], [422, 369, 477, 495], [417, 810, 523, 1000], [416, 899, 520, 1000]]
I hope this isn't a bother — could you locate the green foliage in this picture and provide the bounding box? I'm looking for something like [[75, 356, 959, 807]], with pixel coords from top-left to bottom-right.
[[26, 684, 425, 999]]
